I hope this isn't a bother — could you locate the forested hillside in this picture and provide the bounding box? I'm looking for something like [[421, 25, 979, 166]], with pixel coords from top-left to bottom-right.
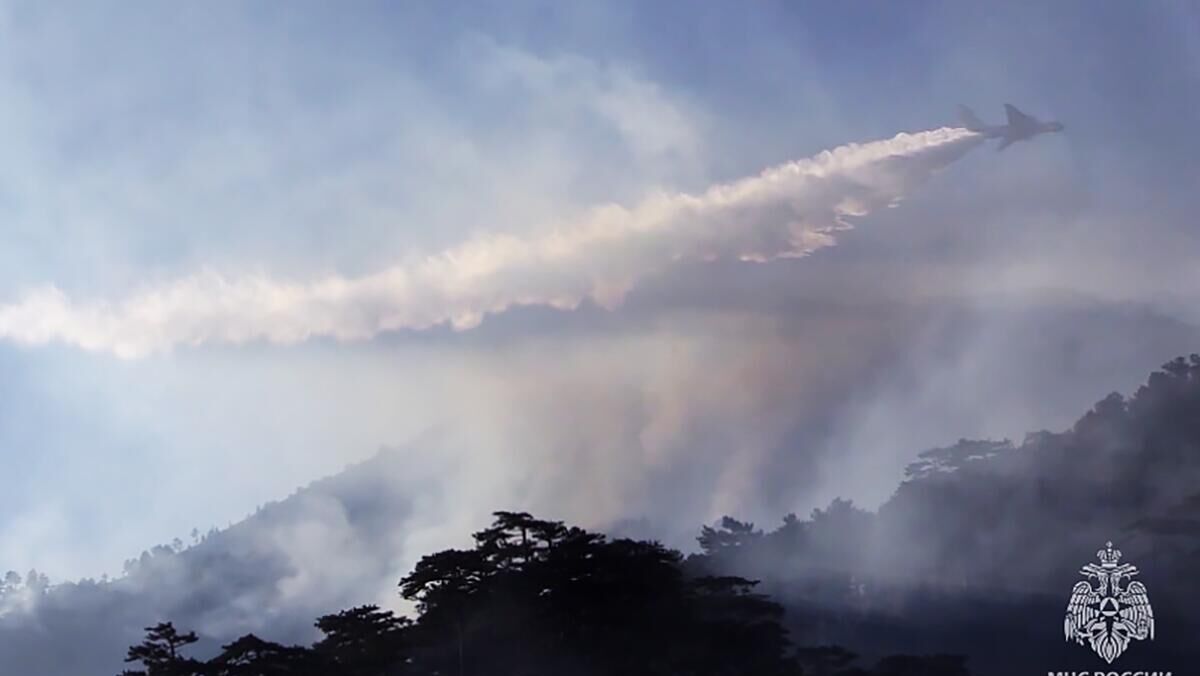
[[117, 355, 1200, 675]]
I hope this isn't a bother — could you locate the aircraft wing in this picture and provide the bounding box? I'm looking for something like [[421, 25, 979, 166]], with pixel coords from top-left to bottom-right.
[[957, 104, 985, 131], [1004, 103, 1035, 127]]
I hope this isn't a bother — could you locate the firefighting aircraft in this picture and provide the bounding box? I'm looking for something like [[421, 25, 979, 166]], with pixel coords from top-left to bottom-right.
[[957, 103, 1064, 150]]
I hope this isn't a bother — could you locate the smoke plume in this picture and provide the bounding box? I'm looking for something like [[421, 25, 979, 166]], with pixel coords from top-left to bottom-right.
[[0, 128, 981, 358]]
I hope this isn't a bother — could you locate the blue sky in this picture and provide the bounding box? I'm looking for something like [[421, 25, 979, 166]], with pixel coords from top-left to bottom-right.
[[0, 1, 1197, 583]]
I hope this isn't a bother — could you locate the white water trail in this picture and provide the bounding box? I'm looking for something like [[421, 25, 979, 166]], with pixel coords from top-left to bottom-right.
[[0, 127, 981, 358]]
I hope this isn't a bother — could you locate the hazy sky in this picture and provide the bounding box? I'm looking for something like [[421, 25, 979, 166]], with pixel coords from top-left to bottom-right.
[[0, 0, 1197, 583]]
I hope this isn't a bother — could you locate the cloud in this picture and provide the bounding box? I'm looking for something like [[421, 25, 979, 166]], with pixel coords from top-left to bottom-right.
[[0, 128, 980, 358]]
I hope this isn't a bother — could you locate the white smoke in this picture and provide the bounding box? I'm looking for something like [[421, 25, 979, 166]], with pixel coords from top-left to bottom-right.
[[0, 128, 981, 358]]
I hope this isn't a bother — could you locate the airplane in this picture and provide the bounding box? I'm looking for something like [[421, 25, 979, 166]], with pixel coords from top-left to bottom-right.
[[957, 103, 1064, 150]]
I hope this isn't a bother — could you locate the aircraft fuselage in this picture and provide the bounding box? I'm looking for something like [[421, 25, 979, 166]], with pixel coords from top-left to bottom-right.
[[957, 104, 1063, 150]]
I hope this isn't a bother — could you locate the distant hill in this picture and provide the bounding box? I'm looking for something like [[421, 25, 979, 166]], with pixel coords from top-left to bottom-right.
[[0, 447, 421, 676], [693, 354, 1200, 674]]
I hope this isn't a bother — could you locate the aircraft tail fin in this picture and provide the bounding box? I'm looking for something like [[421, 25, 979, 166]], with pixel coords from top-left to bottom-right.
[[957, 105, 985, 131], [1004, 103, 1034, 126]]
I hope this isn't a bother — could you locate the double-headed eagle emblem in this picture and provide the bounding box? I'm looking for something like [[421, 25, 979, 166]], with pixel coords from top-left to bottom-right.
[[1064, 541, 1154, 663]]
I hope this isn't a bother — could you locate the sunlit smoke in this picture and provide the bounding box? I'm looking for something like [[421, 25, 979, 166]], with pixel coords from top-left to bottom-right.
[[0, 128, 981, 358]]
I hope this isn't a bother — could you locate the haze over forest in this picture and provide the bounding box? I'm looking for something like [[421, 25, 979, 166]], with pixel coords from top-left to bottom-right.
[[0, 2, 1196, 675]]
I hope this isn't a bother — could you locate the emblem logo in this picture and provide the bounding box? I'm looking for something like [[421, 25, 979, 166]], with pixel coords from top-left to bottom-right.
[[1064, 541, 1155, 663]]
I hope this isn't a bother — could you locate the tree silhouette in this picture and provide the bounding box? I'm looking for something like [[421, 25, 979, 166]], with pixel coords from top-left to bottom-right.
[[313, 605, 410, 676], [120, 622, 203, 676], [122, 512, 824, 675], [207, 634, 312, 675], [394, 511, 805, 675], [698, 516, 763, 557]]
